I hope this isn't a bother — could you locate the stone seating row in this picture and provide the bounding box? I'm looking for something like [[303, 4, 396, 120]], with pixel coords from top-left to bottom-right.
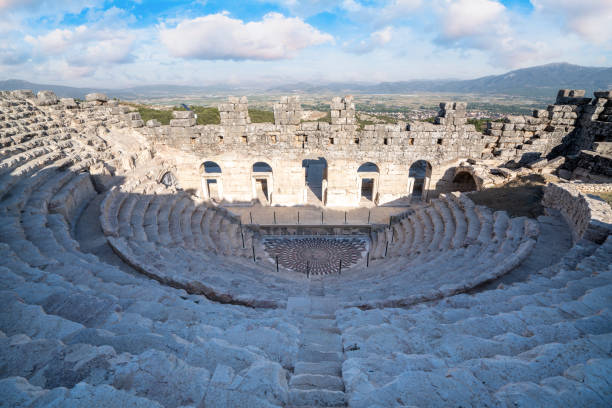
[[1, 208, 297, 407], [0, 93, 298, 406], [123, 236, 306, 304], [101, 184, 250, 258], [335, 235, 612, 407], [323, 193, 538, 308]]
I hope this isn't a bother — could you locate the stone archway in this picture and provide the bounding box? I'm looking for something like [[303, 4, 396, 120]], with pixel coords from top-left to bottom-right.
[[452, 171, 478, 192], [159, 171, 177, 188]]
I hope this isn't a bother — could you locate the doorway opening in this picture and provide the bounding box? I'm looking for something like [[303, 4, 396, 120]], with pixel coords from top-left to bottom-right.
[[256, 178, 269, 202], [206, 179, 220, 200], [302, 158, 327, 205], [361, 178, 374, 201], [452, 171, 478, 192]]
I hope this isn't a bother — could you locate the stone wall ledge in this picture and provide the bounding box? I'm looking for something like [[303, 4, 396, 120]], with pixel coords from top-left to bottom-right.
[[543, 182, 612, 244]]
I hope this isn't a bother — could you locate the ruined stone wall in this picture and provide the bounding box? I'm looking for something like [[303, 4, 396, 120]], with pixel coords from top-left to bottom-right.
[[542, 182, 612, 244], [138, 95, 495, 205], [135, 90, 611, 206], [13, 88, 610, 208]]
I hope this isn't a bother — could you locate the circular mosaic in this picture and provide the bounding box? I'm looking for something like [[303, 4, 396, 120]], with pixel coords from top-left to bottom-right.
[[263, 236, 368, 275]]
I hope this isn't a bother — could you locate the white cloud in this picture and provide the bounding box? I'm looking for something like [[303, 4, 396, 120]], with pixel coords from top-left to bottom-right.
[[159, 12, 333, 60], [437, 0, 508, 41], [26, 25, 136, 66], [341, 0, 422, 26], [345, 26, 394, 54], [0, 0, 102, 20], [531, 0, 612, 44], [0, 0, 38, 8], [0, 44, 30, 65], [19, 6, 139, 77], [432, 0, 550, 68]]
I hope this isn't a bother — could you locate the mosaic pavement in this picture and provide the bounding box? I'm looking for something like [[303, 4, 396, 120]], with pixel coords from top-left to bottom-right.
[[263, 236, 368, 275]]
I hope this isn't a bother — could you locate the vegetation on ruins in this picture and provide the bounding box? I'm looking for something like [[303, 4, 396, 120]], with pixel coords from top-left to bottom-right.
[[248, 109, 274, 123], [125, 103, 276, 125], [179, 106, 221, 125], [467, 118, 504, 132], [590, 191, 612, 208], [356, 113, 398, 130]]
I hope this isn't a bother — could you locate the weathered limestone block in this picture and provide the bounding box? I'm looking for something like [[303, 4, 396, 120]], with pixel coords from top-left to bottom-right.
[[173, 110, 195, 119], [12, 89, 34, 99], [594, 90, 612, 99], [85, 93, 108, 102], [60, 98, 77, 108], [556, 89, 591, 105], [170, 117, 196, 127], [36, 90, 58, 106]]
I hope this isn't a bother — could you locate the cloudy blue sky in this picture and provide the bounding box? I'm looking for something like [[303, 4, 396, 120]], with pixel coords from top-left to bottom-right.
[[0, 0, 610, 87]]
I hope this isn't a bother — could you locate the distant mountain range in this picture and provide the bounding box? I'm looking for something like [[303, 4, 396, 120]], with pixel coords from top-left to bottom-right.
[[1, 63, 611, 100], [268, 63, 612, 98]]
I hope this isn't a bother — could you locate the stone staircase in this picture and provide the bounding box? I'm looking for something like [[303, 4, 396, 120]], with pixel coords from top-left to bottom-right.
[[287, 280, 346, 407]]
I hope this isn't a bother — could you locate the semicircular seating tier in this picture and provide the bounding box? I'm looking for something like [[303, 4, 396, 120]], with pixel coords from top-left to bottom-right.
[[97, 176, 541, 309], [0, 90, 611, 407], [323, 192, 539, 308], [0, 92, 302, 407]]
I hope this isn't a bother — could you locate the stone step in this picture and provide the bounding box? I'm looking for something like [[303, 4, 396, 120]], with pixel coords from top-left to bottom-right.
[[294, 361, 342, 377], [297, 348, 343, 363], [299, 341, 342, 354], [289, 389, 346, 407], [290, 374, 344, 391], [302, 317, 338, 331], [301, 331, 343, 349]]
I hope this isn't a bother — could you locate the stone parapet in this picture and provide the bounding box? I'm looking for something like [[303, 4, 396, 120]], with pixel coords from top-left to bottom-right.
[[170, 110, 196, 127], [219, 96, 250, 126], [330, 96, 356, 127], [542, 182, 612, 244], [274, 95, 302, 126]]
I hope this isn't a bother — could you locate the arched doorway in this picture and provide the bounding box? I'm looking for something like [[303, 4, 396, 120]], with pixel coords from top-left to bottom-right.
[[252, 161, 273, 205], [409, 160, 432, 201], [357, 162, 379, 204], [452, 171, 478, 192], [302, 158, 327, 205], [160, 171, 177, 188], [200, 161, 222, 200]]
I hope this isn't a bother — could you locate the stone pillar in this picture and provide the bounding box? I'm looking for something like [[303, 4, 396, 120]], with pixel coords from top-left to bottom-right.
[[330, 96, 356, 127], [555, 89, 591, 105], [219, 96, 250, 126], [170, 110, 196, 127], [274, 96, 302, 125], [435, 102, 467, 126]]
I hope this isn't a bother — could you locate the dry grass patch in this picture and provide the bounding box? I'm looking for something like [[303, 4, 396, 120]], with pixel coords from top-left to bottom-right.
[[467, 175, 547, 219], [586, 191, 612, 208]]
